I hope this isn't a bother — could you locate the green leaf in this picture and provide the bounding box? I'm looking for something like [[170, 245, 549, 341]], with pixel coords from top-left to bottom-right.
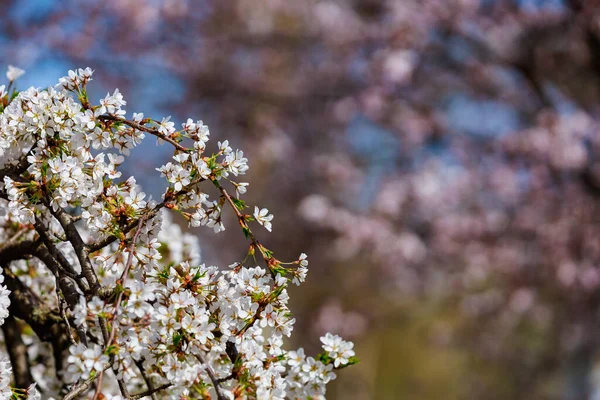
[[347, 355, 360, 365], [242, 227, 251, 239], [336, 356, 360, 369], [193, 269, 206, 281], [173, 332, 183, 347], [271, 284, 287, 298], [105, 344, 119, 356], [271, 266, 288, 277], [317, 352, 333, 364], [263, 249, 274, 258], [232, 197, 247, 211]]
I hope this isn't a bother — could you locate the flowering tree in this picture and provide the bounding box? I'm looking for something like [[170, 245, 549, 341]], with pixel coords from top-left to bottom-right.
[[0, 67, 356, 399], [8, 1, 600, 398]]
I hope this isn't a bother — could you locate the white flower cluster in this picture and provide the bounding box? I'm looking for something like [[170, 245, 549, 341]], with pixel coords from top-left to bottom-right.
[[0, 358, 12, 399], [0, 67, 356, 399], [67, 343, 109, 380], [320, 333, 356, 368], [156, 137, 250, 233], [0, 358, 40, 400], [68, 212, 350, 398], [0, 274, 9, 327]]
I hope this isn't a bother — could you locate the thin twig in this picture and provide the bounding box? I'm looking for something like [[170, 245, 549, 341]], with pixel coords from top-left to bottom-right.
[[33, 217, 84, 282], [215, 182, 275, 336], [87, 177, 205, 253], [216, 373, 236, 384], [92, 215, 150, 400], [194, 352, 227, 400], [215, 182, 271, 267], [134, 359, 160, 400], [62, 364, 111, 400], [128, 383, 173, 400], [3, 228, 28, 248], [56, 286, 77, 346], [105, 213, 149, 347], [92, 370, 105, 400], [98, 114, 188, 152], [43, 201, 101, 294]]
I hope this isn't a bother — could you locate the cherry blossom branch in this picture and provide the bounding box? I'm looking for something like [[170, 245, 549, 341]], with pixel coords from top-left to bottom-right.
[[105, 213, 149, 348], [90, 331, 130, 400], [31, 217, 93, 350], [214, 181, 272, 268], [216, 373, 236, 384], [33, 217, 85, 283], [91, 370, 105, 400], [0, 229, 90, 372], [98, 114, 188, 152], [87, 176, 206, 253], [35, 249, 88, 345], [0, 223, 39, 265], [194, 352, 227, 400], [4, 227, 28, 247], [55, 288, 78, 346], [43, 202, 101, 294], [128, 382, 172, 400], [1, 266, 64, 339], [236, 302, 268, 337], [214, 181, 280, 337], [0, 66, 357, 399], [35, 247, 85, 309], [93, 215, 149, 400], [134, 359, 162, 400], [62, 364, 111, 400], [87, 205, 164, 253]]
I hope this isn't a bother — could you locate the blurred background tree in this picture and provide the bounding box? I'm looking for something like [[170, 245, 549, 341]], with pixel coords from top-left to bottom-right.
[[5, 0, 600, 398]]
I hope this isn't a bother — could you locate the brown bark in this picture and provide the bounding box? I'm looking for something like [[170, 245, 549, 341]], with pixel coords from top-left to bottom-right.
[[2, 314, 33, 389]]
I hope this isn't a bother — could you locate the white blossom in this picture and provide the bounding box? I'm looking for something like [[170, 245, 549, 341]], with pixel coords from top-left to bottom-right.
[[6, 65, 25, 81], [0, 67, 355, 399], [320, 333, 355, 367], [0, 274, 10, 327], [254, 206, 274, 232]]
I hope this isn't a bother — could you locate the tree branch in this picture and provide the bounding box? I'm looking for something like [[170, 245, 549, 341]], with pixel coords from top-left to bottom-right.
[[134, 359, 159, 400], [2, 314, 34, 389], [87, 176, 205, 253], [128, 383, 173, 400], [194, 352, 227, 400], [87, 203, 165, 253], [0, 152, 31, 181], [43, 203, 100, 294], [0, 235, 39, 265], [2, 265, 71, 382], [62, 364, 111, 400], [98, 114, 188, 152], [33, 217, 86, 284]]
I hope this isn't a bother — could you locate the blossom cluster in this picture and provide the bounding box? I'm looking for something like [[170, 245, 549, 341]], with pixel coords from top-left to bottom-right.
[[0, 66, 356, 399], [0, 274, 9, 327], [1, 358, 40, 400], [0, 359, 11, 399]]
